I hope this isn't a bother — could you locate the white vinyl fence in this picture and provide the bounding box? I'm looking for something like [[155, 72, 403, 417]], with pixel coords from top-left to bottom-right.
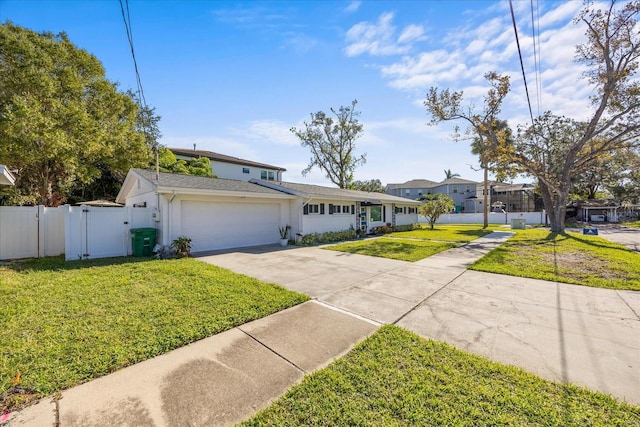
[[0, 205, 153, 261], [418, 211, 547, 225]]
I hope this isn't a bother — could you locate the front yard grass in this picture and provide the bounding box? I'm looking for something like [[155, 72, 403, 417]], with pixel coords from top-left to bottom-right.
[[242, 325, 639, 426], [0, 256, 308, 411], [325, 225, 496, 262], [470, 229, 640, 290], [388, 224, 495, 242], [325, 238, 456, 262]]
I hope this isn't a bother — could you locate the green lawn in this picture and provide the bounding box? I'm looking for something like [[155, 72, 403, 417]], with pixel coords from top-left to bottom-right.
[[325, 225, 494, 262], [388, 224, 494, 242], [242, 326, 639, 426], [0, 256, 308, 411], [325, 238, 456, 262], [470, 229, 640, 290]]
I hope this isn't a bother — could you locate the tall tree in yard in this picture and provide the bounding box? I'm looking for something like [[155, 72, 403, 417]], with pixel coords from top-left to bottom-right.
[[425, 72, 511, 228], [0, 22, 154, 206], [505, 1, 640, 232], [291, 100, 365, 189]]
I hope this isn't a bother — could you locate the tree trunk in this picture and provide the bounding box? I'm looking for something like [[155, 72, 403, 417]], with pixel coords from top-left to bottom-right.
[[483, 166, 489, 228], [538, 180, 568, 233]]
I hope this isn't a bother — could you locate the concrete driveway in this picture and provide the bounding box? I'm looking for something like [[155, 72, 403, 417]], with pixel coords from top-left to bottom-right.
[[197, 232, 640, 406]]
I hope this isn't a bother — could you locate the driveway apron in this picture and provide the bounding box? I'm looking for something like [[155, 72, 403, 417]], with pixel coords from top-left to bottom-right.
[[198, 231, 640, 406]]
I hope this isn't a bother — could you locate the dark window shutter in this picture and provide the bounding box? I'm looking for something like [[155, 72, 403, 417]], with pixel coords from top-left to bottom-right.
[[320, 203, 325, 215], [351, 205, 355, 214], [303, 204, 309, 215], [329, 204, 334, 214], [383, 206, 386, 222]]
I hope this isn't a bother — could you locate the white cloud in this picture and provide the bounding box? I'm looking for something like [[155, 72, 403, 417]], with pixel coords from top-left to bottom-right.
[[344, 1, 361, 13], [231, 119, 300, 146], [344, 12, 424, 57], [283, 33, 317, 54]]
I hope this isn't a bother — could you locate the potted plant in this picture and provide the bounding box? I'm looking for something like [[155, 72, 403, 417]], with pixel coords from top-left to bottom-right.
[[278, 225, 291, 246]]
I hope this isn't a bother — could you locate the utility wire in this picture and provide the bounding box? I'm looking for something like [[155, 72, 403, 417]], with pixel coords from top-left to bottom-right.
[[530, 0, 542, 116], [119, 0, 159, 179], [509, 0, 536, 127], [119, 0, 147, 108]]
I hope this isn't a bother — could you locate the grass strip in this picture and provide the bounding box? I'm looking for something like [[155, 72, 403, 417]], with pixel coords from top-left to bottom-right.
[[470, 229, 640, 290], [0, 256, 308, 410], [388, 225, 494, 243], [325, 238, 456, 262], [243, 325, 640, 426]]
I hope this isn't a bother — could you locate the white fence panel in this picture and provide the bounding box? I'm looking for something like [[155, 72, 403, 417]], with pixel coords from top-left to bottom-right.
[[417, 211, 546, 225], [42, 207, 65, 256], [64, 206, 153, 260], [0, 207, 38, 260]]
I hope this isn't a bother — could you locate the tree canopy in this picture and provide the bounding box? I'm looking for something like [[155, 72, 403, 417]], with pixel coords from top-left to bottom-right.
[[351, 179, 385, 193], [0, 22, 155, 206], [504, 1, 640, 231], [425, 1, 640, 232], [158, 148, 215, 177], [290, 100, 366, 189], [418, 194, 455, 229]]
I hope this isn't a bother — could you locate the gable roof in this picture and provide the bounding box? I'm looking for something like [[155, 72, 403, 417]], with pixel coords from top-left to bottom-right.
[[387, 179, 437, 190], [169, 147, 286, 172], [116, 169, 291, 203], [251, 180, 421, 205], [387, 177, 477, 190]]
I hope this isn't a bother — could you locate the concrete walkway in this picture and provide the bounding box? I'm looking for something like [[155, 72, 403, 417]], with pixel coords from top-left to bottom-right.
[[8, 231, 640, 426]]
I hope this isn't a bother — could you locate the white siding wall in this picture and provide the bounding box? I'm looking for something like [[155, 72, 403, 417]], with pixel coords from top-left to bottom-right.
[[301, 199, 358, 234], [210, 161, 282, 182]]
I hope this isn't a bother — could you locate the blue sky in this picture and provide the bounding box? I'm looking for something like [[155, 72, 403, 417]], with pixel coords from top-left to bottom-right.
[[1, 0, 597, 186]]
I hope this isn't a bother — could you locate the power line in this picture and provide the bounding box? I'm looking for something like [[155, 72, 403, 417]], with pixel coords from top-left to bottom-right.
[[530, 0, 542, 116], [509, 0, 536, 127], [119, 0, 147, 108]]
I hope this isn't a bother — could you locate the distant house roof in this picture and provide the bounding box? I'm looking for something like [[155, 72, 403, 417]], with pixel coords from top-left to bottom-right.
[[438, 177, 478, 185], [169, 147, 286, 172], [387, 179, 438, 190], [0, 165, 15, 186], [387, 178, 478, 190], [492, 183, 535, 193], [252, 180, 421, 205], [116, 169, 291, 203]]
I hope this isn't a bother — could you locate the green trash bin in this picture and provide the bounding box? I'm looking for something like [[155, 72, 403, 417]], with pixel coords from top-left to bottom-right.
[[130, 228, 158, 257]]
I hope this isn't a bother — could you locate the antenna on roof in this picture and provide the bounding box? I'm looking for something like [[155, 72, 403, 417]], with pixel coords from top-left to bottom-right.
[[193, 143, 196, 151]]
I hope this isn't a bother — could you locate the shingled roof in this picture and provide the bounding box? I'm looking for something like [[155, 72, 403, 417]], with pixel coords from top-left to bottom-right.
[[120, 169, 289, 199], [169, 147, 286, 171], [252, 180, 421, 204]]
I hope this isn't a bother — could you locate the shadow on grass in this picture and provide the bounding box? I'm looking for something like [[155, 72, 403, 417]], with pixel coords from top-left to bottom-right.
[[2, 255, 156, 273]]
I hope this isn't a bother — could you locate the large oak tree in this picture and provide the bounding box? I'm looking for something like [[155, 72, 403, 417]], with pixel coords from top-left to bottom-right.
[[291, 100, 365, 189], [0, 22, 154, 206]]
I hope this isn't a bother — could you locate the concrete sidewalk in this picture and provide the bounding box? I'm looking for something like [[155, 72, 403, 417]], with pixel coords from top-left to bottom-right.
[[8, 230, 640, 425], [8, 302, 378, 426]]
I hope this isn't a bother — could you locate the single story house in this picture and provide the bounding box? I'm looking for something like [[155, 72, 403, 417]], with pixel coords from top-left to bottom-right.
[[116, 169, 421, 252], [0, 165, 15, 186]]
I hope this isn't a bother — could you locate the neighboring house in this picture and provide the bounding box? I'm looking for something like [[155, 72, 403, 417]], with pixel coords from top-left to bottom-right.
[[475, 181, 540, 213], [0, 165, 15, 186], [569, 199, 620, 222], [116, 169, 420, 253], [387, 177, 478, 212], [170, 147, 286, 182]]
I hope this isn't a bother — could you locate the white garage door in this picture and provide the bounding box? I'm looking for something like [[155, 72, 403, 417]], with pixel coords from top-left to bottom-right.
[[181, 200, 281, 252]]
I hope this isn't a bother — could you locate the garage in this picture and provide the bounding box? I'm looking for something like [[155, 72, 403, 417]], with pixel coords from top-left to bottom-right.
[[180, 200, 282, 252]]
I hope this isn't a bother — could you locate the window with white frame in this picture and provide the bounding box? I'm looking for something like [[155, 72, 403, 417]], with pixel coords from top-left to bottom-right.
[[243, 167, 250, 174], [268, 171, 275, 180], [343, 205, 351, 213], [308, 204, 319, 214], [260, 170, 267, 179]]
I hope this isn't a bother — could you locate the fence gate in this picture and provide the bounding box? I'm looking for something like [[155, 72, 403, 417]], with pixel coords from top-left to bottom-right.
[[65, 206, 151, 260]]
